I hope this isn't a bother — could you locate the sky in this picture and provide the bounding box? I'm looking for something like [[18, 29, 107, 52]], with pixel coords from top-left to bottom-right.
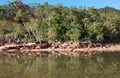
[[0, 0, 120, 9]]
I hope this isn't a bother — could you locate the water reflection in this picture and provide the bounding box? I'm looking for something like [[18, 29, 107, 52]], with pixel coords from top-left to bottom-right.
[[0, 52, 120, 78]]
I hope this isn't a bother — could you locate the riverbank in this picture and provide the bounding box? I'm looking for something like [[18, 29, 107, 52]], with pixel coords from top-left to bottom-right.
[[0, 42, 120, 56]]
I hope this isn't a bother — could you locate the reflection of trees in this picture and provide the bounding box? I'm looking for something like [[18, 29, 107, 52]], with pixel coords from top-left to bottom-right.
[[0, 54, 120, 78]]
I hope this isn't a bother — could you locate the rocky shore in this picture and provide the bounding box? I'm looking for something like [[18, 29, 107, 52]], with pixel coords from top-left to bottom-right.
[[0, 41, 120, 57]]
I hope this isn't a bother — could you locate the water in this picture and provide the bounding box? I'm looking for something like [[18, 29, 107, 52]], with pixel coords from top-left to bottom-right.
[[0, 52, 120, 78]]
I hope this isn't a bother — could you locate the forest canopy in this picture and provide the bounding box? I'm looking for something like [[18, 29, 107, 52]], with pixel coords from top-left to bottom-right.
[[0, 0, 120, 43]]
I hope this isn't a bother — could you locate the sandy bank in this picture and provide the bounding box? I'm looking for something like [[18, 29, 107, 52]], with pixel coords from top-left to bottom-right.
[[0, 42, 120, 56]]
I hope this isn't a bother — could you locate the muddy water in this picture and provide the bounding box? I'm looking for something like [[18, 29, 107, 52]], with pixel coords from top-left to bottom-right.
[[0, 52, 120, 78]]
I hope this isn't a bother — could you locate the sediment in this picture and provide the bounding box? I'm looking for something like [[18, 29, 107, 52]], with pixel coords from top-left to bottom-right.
[[0, 41, 120, 57]]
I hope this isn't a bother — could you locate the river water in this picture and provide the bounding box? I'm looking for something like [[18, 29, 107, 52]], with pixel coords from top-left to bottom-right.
[[0, 52, 120, 78]]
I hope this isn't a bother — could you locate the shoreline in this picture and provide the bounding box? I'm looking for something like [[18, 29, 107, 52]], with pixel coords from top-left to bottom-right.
[[0, 42, 120, 56]]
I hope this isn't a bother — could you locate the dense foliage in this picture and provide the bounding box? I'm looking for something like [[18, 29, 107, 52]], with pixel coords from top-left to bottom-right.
[[0, 0, 120, 43]]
